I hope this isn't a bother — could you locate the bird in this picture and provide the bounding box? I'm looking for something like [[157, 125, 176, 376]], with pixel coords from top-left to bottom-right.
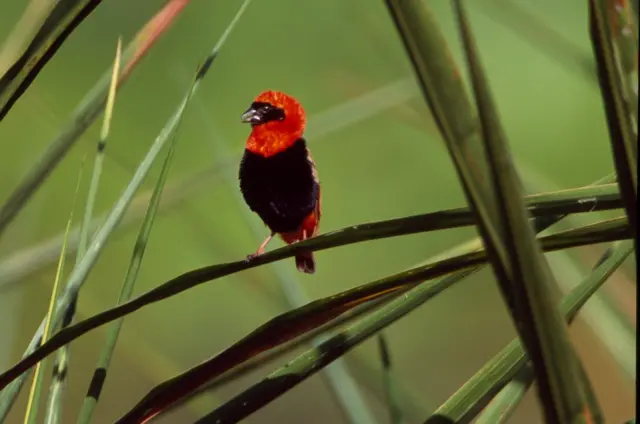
[[238, 90, 321, 274]]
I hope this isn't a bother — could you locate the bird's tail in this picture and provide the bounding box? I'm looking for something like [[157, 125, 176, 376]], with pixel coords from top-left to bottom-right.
[[295, 252, 315, 274]]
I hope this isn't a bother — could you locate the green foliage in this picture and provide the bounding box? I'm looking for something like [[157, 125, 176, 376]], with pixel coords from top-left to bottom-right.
[[0, 0, 635, 423]]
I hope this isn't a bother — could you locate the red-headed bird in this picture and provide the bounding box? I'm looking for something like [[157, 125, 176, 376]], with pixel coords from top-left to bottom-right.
[[239, 90, 321, 273]]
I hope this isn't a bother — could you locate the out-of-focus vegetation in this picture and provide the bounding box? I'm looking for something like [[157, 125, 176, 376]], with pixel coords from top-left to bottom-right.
[[0, 1, 636, 423]]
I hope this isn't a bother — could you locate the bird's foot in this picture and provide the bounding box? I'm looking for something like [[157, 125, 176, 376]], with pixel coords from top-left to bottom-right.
[[246, 248, 265, 262]]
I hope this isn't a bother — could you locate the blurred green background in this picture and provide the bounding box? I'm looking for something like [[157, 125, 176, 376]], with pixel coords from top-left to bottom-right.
[[0, 1, 636, 423]]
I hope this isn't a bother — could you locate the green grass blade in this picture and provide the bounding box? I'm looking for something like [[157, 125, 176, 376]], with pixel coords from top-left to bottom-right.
[[590, 0, 638, 237], [202, 115, 377, 424], [0, 0, 247, 418], [21, 156, 85, 424], [107, 217, 629, 423], [143, 272, 480, 423], [423, 241, 633, 424], [185, 226, 630, 423], [0, 179, 622, 294], [0, 213, 629, 397], [0, 0, 104, 121], [474, 364, 535, 424], [0, 0, 192, 239], [378, 335, 404, 424], [453, 1, 591, 421], [76, 63, 194, 424], [43, 37, 122, 424]]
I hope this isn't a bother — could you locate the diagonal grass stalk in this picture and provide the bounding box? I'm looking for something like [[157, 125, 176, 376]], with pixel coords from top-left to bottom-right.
[[590, 0, 638, 238], [0, 0, 104, 120], [22, 156, 86, 424], [109, 216, 629, 422], [76, 66, 195, 424], [0, 0, 248, 420], [424, 241, 633, 424], [453, 2, 592, 421], [0, 214, 629, 397], [44, 37, 122, 424], [0, 0, 192, 240], [377, 334, 404, 424]]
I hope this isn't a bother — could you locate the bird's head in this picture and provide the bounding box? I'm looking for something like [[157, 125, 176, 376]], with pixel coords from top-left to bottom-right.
[[241, 90, 306, 157]]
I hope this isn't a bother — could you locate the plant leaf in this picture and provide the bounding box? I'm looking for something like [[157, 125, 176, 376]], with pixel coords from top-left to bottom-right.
[[423, 241, 633, 424], [21, 155, 86, 424], [0, 213, 629, 396], [110, 217, 629, 423], [453, 1, 592, 421], [76, 61, 194, 424], [590, 0, 638, 238], [0, 0, 104, 121], [44, 37, 122, 424], [0, 0, 192, 239]]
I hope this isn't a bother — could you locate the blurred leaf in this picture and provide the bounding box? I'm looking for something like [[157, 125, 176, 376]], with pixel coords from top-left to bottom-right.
[[108, 217, 629, 423], [0, 0, 103, 121], [0, 0, 192, 239], [453, 1, 591, 421], [423, 241, 633, 424]]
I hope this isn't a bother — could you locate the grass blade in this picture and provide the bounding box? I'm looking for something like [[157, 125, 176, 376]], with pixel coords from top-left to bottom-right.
[[453, 1, 591, 421], [0, 0, 56, 77], [43, 37, 123, 424], [0, 214, 629, 398], [590, 0, 638, 237], [0, 179, 622, 294], [423, 241, 634, 424], [21, 156, 86, 424], [378, 335, 404, 424], [108, 217, 629, 423], [0, 0, 104, 121], [0, 0, 248, 417], [474, 365, 535, 424], [187, 229, 631, 424], [76, 62, 194, 424], [0, 0, 191, 239]]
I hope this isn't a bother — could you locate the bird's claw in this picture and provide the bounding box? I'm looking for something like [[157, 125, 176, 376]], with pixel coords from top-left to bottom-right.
[[246, 249, 265, 262]]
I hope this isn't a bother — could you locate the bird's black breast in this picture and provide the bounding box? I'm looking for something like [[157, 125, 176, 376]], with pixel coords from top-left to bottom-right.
[[239, 138, 319, 233]]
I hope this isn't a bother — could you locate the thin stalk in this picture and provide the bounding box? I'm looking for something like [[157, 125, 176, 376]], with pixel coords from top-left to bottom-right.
[[0, 0, 192, 240], [76, 67, 195, 424], [0, 0, 104, 120], [377, 335, 404, 424], [0, 215, 629, 397], [44, 37, 122, 424], [22, 157, 85, 424], [190, 241, 633, 424], [424, 242, 634, 423], [103, 218, 630, 423], [454, 2, 591, 421], [0, 0, 248, 419], [590, 0, 638, 238]]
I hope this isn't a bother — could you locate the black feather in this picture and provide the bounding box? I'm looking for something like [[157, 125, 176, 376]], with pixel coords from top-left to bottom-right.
[[239, 138, 319, 233]]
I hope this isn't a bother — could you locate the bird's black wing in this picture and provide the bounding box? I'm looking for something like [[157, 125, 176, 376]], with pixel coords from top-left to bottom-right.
[[239, 138, 319, 233]]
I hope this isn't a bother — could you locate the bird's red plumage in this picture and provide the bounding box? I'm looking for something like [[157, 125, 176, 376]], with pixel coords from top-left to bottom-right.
[[246, 90, 306, 158]]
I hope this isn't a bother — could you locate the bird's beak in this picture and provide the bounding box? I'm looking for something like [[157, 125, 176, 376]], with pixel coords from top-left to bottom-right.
[[241, 107, 262, 124]]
